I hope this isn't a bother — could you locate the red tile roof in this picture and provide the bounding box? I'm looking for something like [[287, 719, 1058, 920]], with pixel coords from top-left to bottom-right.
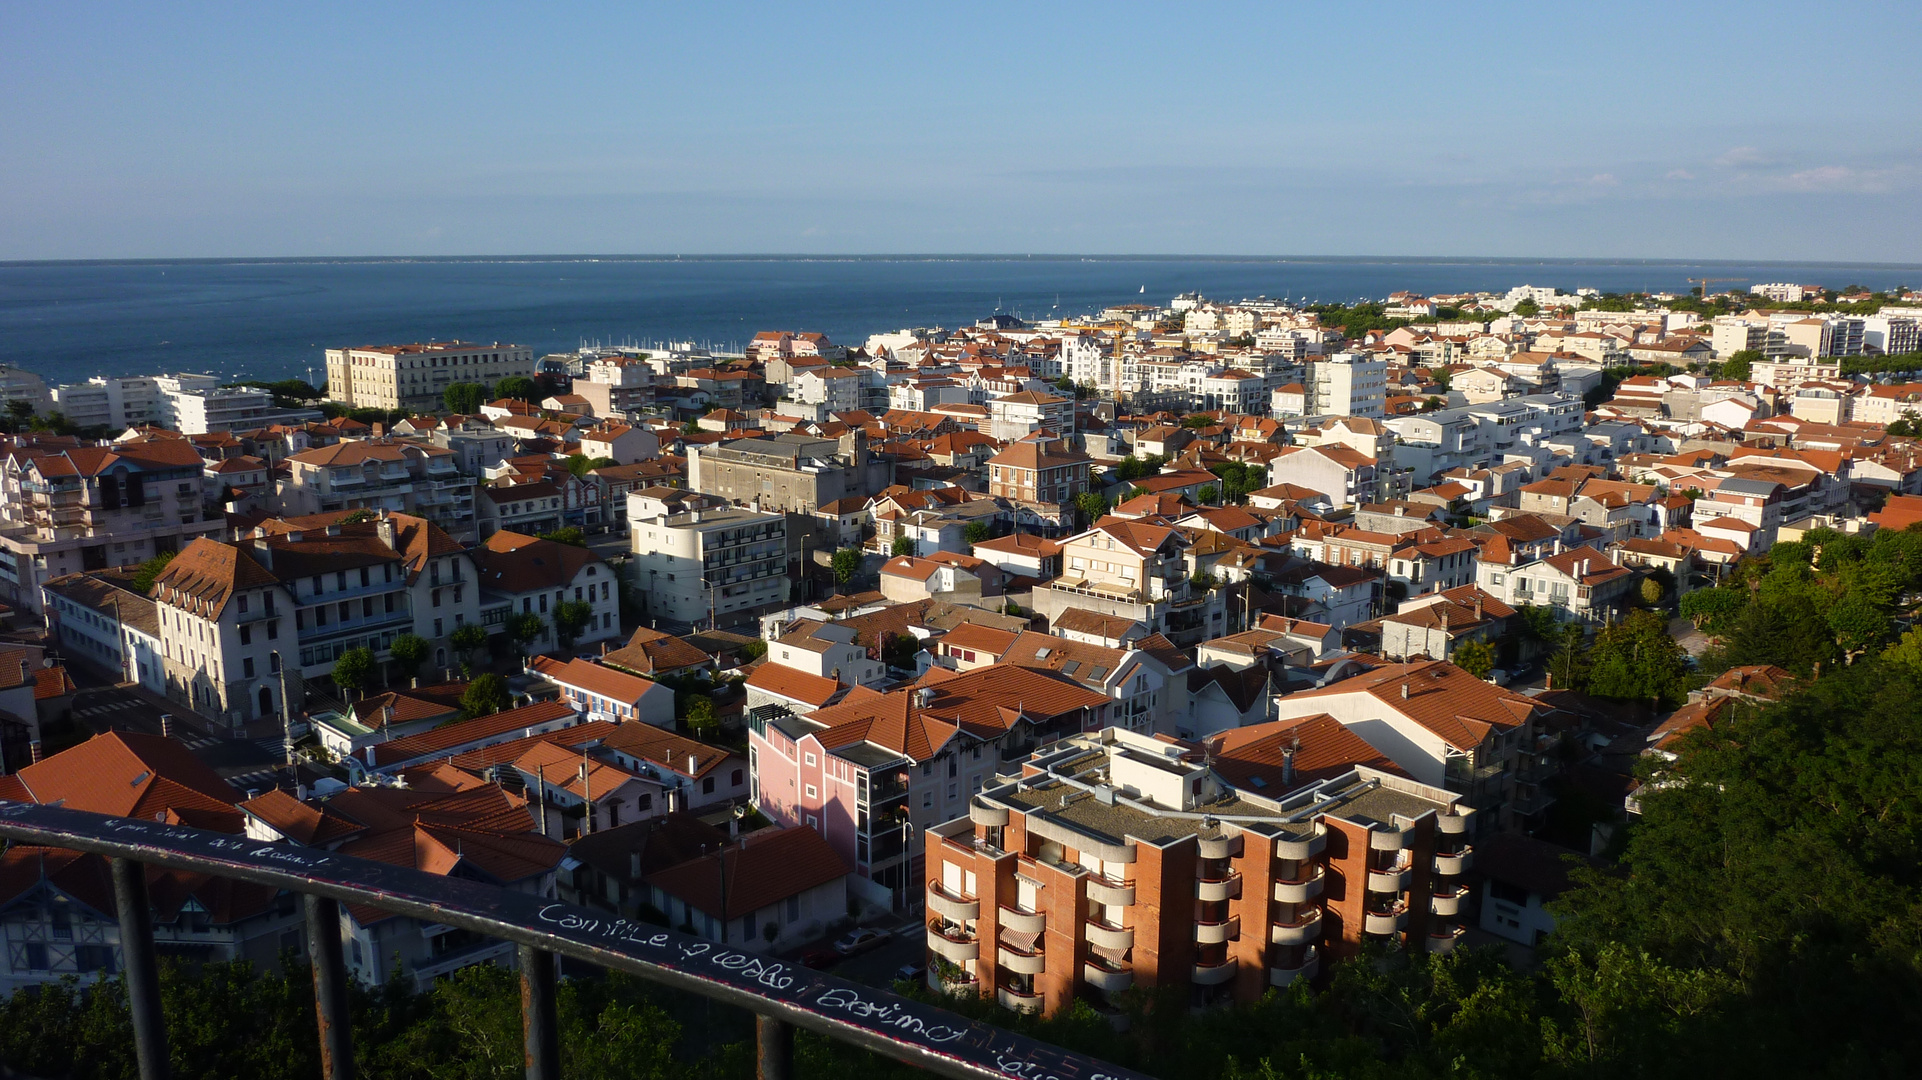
[[647, 826, 850, 920]]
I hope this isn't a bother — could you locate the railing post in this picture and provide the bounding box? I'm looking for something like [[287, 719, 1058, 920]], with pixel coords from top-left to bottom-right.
[[756, 1013, 793, 1080], [517, 945, 559, 1080], [110, 857, 170, 1080], [304, 895, 354, 1080]]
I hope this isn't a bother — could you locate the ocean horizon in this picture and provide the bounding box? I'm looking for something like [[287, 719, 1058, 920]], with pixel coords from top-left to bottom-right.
[[3, 255, 1916, 389]]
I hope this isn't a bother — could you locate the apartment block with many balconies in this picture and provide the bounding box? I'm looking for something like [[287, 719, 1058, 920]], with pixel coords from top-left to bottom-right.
[[923, 724, 1473, 1018]]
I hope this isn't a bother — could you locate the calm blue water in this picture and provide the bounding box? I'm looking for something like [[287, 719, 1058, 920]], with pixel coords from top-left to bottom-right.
[[1, 257, 1917, 386]]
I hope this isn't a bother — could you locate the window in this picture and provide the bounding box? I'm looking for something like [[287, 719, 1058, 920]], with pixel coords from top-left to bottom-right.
[[804, 784, 817, 799], [239, 625, 251, 645], [243, 658, 254, 678], [434, 619, 443, 636], [742, 915, 755, 940], [237, 594, 248, 614], [702, 776, 715, 795], [432, 589, 441, 608], [786, 895, 800, 921], [338, 602, 350, 621], [359, 567, 370, 587], [731, 769, 744, 786]]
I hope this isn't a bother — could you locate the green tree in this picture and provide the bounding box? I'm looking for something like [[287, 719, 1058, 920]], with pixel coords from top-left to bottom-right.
[[1638, 575, 1666, 607], [1513, 298, 1541, 317], [507, 611, 546, 656], [331, 646, 376, 698], [442, 381, 489, 414], [890, 535, 914, 557], [450, 622, 490, 672], [831, 546, 863, 588], [495, 375, 539, 402], [683, 696, 719, 738], [539, 526, 586, 547], [388, 633, 429, 682], [1074, 491, 1110, 526], [553, 599, 595, 651], [963, 521, 994, 545], [130, 551, 176, 593], [1546, 623, 1589, 691], [1585, 610, 1689, 708], [1720, 349, 1759, 381], [460, 672, 512, 718], [1197, 484, 1219, 505], [566, 453, 616, 479], [1452, 639, 1496, 679]]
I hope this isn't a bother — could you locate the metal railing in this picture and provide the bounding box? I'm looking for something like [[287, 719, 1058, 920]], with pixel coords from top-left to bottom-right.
[[0, 800, 1143, 1080]]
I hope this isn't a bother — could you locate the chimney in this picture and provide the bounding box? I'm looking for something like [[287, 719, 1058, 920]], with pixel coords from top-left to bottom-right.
[[687, 754, 698, 775], [578, 762, 590, 782], [1401, 681, 1410, 699], [1474, 593, 1484, 621], [159, 713, 172, 739], [915, 687, 935, 709], [376, 512, 396, 550], [17, 659, 27, 687], [1282, 743, 1297, 787]]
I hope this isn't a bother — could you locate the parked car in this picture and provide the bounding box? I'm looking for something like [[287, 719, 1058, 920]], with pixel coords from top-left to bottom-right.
[[799, 947, 841, 969], [832, 927, 890, 956], [893, 962, 926, 983]]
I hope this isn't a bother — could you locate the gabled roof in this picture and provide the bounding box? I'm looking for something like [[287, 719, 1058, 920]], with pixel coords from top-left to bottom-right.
[[473, 531, 603, 594], [648, 826, 850, 921], [1208, 713, 1405, 792], [1282, 659, 1545, 751], [801, 664, 1108, 763], [8, 731, 240, 830], [151, 538, 281, 619], [528, 656, 663, 705]]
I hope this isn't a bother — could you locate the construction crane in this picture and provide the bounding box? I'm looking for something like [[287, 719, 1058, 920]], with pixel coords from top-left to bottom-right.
[[1687, 277, 1747, 300]]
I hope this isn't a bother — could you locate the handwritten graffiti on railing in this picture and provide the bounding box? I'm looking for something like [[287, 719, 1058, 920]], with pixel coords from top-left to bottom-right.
[[0, 800, 1146, 1080]]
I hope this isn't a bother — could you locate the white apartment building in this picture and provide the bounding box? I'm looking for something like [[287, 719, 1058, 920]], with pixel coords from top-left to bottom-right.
[[1306, 353, 1387, 419], [162, 384, 277, 435], [0, 438, 223, 616], [627, 502, 789, 628], [472, 530, 622, 651], [50, 376, 164, 431], [150, 511, 482, 725], [275, 439, 477, 541], [1709, 316, 1768, 358], [986, 391, 1073, 441], [788, 367, 868, 412], [1863, 313, 1922, 356], [325, 342, 536, 412], [0, 367, 51, 413]]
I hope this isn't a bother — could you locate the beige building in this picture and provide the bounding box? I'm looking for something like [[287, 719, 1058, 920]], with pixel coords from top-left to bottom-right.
[[325, 342, 535, 411], [687, 432, 884, 514]]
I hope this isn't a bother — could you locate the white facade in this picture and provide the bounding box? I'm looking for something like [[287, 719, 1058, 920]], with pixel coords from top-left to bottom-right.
[[1306, 353, 1387, 418], [627, 502, 789, 627]]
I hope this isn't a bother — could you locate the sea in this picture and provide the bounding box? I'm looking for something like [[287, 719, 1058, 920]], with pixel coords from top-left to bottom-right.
[[1, 256, 1918, 388]]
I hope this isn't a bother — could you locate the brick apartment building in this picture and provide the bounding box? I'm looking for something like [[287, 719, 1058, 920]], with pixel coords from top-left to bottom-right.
[[923, 724, 1472, 1016]]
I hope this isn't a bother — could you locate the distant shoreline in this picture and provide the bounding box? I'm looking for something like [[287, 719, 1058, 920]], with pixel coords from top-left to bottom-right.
[[7, 254, 1922, 271]]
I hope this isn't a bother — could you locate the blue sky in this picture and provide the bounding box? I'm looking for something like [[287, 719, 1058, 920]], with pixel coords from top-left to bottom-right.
[[2, 1, 1917, 261]]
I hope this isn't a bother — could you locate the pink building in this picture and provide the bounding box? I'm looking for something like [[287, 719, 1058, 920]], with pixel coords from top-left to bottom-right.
[[748, 664, 1110, 910]]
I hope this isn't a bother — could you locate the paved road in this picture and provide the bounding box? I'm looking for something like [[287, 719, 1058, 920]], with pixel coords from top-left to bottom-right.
[[806, 914, 928, 990]]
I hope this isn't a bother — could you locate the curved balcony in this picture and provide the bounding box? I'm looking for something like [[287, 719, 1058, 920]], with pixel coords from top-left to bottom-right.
[[928, 967, 979, 997], [1195, 871, 1242, 902], [997, 906, 1045, 935], [1195, 915, 1240, 945], [997, 944, 1046, 975], [1084, 920, 1134, 951], [1083, 960, 1134, 994], [926, 923, 980, 964], [1434, 847, 1474, 876], [969, 799, 1009, 827], [1370, 826, 1411, 851], [997, 985, 1042, 1014], [1273, 866, 1326, 904], [1198, 832, 1242, 860], [1437, 811, 1469, 835], [1191, 958, 1237, 986], [927, 882, 979, 922], [1363, 904, 1409, 936], [1087, 876, 1135, 906], [1274, 830, 1327, 861], [1427, 925, 1464, 955], [1430, 888, 1464, 918], [1367, 866, 1413, 894], [1269, 909, 1322, 946], [1269, 947, 1320, 988]]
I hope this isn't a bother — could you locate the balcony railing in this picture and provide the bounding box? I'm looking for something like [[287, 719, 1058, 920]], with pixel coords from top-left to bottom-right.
[[0, 801, 1153, 1080]]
